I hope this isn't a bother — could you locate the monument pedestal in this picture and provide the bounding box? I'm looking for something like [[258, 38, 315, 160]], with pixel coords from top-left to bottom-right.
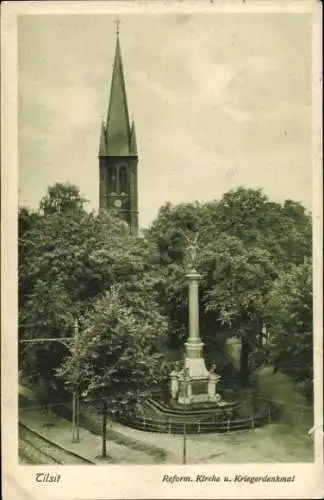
[[171, 269, 221, 405], [179, 340, 209, 404]]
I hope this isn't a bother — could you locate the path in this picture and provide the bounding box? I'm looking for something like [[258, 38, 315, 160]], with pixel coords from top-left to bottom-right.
[[19, 408, 161, 464], [19, 367, 314, 464]]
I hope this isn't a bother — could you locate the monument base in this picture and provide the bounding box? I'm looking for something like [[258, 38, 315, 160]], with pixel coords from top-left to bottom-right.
[[178, 377, 210, 404], [170, 343, 221, 405], [184, 342, 209, 375]]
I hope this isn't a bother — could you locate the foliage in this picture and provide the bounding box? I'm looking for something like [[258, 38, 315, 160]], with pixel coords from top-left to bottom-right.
[[19, 183, 312, 401], [210, 188, 312, 268], [57, 286, 168, 410], [265, 259, 313, 398], [203, 235, 277, 384], [148, 201, 215, 264], [19, 278, 75, 387], [147, 188, 312, 385], [20, 185, 143, 381], [147, 202, 229, 358], [19, 207, 42, 311], [19, 184, 169, 393], [39, 182, 87, 215], [148, 189, 311, 269]]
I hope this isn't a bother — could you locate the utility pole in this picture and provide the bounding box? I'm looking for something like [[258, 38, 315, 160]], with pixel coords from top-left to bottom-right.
[[19, 321, 81, 443], [72, 318, 80, 443]]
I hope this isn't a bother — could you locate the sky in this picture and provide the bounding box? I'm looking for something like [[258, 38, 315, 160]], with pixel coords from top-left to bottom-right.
[[18, 13, 313, 228]]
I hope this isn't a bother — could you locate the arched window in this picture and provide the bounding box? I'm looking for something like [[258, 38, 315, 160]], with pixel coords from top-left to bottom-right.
[[119, 166, 128, 194], [108, 166, 117, 193]]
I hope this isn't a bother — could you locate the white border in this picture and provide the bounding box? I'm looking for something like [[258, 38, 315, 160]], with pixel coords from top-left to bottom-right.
[[1, 1, 323, 499]]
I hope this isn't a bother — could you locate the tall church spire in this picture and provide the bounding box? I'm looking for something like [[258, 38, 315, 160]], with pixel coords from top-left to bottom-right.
[[98, 24, 139, 237], [105, 29, 131, 156]]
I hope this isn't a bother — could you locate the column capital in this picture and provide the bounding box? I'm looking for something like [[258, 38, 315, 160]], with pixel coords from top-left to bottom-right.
[[186, 271, 202, 281]]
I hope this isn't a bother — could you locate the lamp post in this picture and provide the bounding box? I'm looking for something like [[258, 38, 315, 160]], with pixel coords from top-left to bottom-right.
[[72, 318, 80, 443], [182, 366, 190, 465]]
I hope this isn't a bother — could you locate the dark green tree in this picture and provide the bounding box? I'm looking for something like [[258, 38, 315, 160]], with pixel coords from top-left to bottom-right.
[[212, 188, 311, 268], [203, 235, 277, 386], [18, 207, 41, 311], [19, 185, 126, 383], [19, 184, 166, 393], [39, 183, 87, 215], [58, 286, 168, 457], [265, 259, 313, 398], [146, 188, 312, 385]]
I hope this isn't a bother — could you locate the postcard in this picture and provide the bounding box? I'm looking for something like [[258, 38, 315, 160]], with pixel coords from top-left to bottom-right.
[[1, 1, 323, 499]]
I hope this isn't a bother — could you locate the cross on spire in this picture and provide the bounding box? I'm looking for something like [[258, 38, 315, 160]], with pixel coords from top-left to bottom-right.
[[114, 16, 121, 36]]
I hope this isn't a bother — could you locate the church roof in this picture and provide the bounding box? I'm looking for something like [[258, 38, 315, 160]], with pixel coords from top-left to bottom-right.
[[105, 34, 132, 156]]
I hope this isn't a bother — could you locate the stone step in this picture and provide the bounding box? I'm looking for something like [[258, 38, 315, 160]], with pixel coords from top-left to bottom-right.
[[145, 398, 236, 420]]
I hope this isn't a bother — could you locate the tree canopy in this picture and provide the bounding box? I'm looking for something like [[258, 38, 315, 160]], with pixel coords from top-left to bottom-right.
[[265, 258, 313, 398], [39, 182, 87, 215], [19, 183, 313, 403], [146, 188, 312, 385], [57, 286, 168, 409], [19, 184, 163, 385]]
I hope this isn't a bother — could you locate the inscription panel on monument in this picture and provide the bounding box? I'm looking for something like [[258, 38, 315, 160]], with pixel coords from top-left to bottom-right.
[[191, 380, 208, 395]]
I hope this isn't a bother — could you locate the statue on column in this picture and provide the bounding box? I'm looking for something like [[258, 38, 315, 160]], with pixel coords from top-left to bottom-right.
[[183, 232, 200, 271]]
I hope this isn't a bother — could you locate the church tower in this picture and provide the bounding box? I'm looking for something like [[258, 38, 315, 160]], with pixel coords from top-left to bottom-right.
[[98, 25, 139, 236]]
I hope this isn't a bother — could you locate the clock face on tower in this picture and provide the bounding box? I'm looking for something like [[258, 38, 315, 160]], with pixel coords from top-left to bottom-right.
[[113, 199, 122, 208]]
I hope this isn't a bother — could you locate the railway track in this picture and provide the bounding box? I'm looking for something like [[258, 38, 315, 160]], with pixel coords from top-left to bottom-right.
[[19, 423, 96, 465]]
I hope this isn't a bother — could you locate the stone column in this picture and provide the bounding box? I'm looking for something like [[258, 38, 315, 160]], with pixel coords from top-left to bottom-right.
[[184, 270, 209, 380], [187, 271, 201, 343]]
